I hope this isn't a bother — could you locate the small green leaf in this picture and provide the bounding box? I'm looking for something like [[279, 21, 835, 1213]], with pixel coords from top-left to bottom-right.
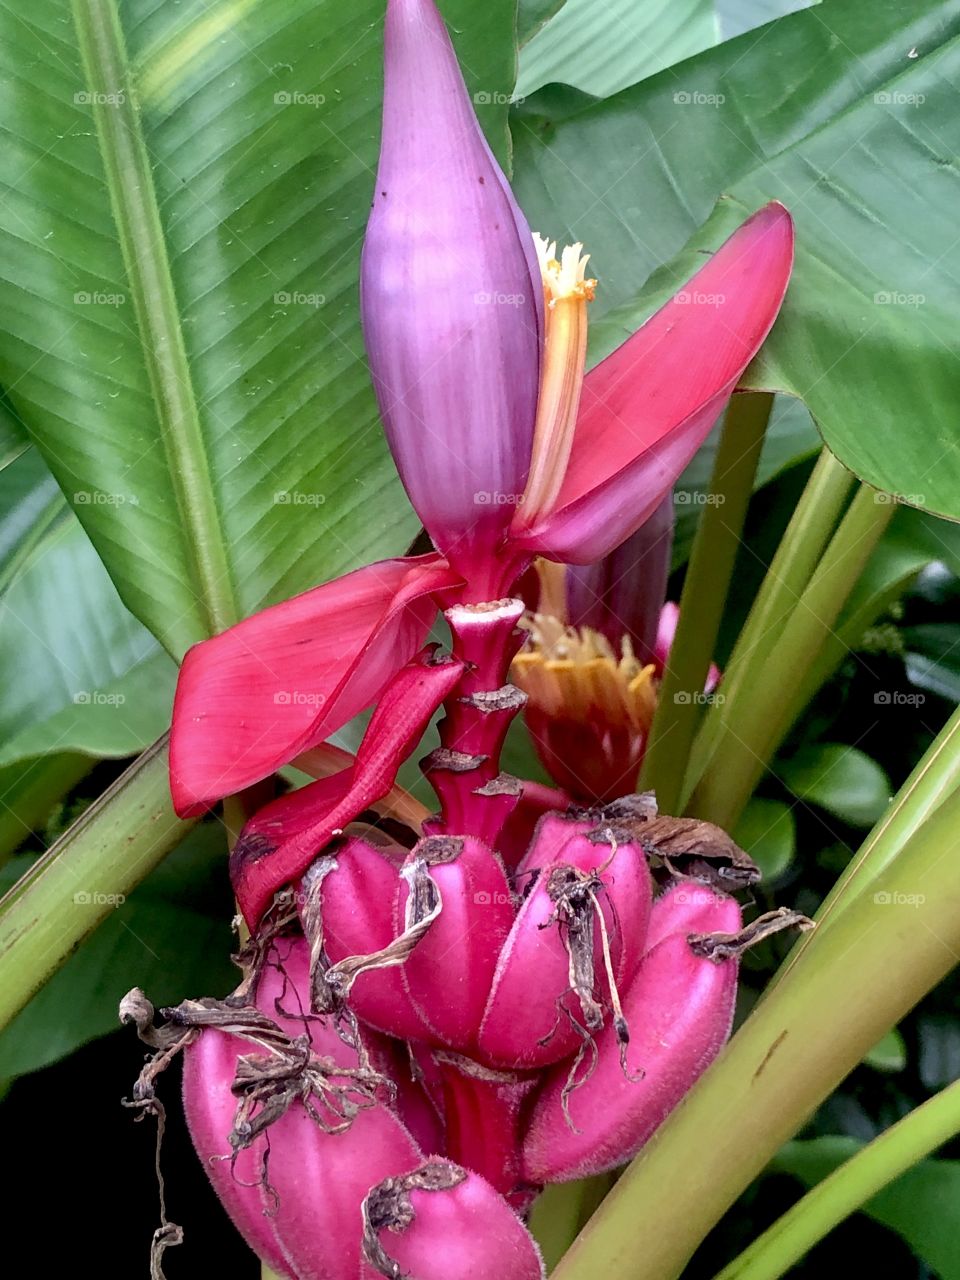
[[777, 744, 891, 828], [864, 1027, 908, 1073], [734, 796, 796, 882]]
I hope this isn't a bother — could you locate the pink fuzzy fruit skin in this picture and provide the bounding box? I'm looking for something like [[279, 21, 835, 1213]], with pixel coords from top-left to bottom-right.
[[266, 1103, 422, 1280], [523, 894, 741, 1181], [645, 879, 740, 950], [183, 1023, 294, 1276], [400, 836, 514, 1050], [183, 941, 426, 1278], [361, 1161, 545, 1280], [317, 836, 433, 1042], [478, 833, 651, 1069]]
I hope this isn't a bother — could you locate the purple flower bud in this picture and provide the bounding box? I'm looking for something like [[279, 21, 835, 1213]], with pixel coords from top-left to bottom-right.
[[361, 0, 543, 581], [564, 495, 675, 663]]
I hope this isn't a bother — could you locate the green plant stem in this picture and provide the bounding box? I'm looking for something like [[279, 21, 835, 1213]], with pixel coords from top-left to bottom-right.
[[682, 449, 854, 807], [769, 699, 960, 994], [0, 734, 195, 1031], [530, 1182, 591, 1273], [261, 1269, 284, 1280], [550, 781, 960, 1280], [687, 483, 894, 829], [712, 1078, 960, 1280], [641, 392, 773, 812]]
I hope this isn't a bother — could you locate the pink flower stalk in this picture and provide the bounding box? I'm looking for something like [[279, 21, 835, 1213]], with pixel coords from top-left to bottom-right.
[[513, 498, 721, 803], [151, 0, 801, 1272]]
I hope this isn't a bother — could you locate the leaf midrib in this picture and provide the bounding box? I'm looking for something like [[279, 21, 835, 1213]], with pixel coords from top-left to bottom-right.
[[71, 0, 238, 641]]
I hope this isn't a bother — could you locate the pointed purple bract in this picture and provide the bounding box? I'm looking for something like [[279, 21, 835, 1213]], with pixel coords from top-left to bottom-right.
[[564, 494, 675, 663], [361, 0, 543, 577]]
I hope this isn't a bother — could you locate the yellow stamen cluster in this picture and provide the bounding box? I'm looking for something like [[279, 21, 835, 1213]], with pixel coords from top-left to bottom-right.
[[520, 234, 598, 522], [532, 234, 597, 306], [512, 613, 658, 733]]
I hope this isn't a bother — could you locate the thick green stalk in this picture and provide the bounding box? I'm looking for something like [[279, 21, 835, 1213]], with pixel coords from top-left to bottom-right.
[[687, 484, 894, 829], [530, 1182, 591, 1273], [769, 699, 960, 993], [713, 1079, 960, 1280], [0, 734, 195, 1030], [641, 393, 772, 812], [551, 783, 960, 1280], [682, 450, 854, 807]]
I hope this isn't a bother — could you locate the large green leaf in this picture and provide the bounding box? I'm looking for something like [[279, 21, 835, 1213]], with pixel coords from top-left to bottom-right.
[[775, 1136, 960, 1278], [511, 0, 960, 521], [518, 0, 568, 45], [0, 0, 518, 657], [0, 394, 28, 471], [517, 0, 719, 99], [0, 447, 176, 769], [717, 0, 816, 38]]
